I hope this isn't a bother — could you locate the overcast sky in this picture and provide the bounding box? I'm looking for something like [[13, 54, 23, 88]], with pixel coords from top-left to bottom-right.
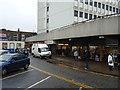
[[0, 0, 37, 32]]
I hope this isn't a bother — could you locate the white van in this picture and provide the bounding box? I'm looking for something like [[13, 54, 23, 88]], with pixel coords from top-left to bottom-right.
[[32, 43, 51, 59]]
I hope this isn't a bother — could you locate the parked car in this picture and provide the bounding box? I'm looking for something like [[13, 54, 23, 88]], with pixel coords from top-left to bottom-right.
[[0, 53, 30, 76], [0, 50, 10, 56]]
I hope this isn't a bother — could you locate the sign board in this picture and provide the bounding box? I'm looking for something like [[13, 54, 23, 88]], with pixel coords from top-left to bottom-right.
[[0, 33, 6, 37], [45, 40, 55, 44]]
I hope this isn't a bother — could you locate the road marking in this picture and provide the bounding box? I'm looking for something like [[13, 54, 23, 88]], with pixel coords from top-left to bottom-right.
[[1, 69, 34, 80], [30, 65, 94, 88], [58, 64, 119, 78], [25, 76, 51, 90]]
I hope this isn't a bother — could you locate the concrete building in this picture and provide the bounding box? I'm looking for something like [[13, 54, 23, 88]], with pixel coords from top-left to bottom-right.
[[37, 0, 120, 34], [26, 0, 120, 62]]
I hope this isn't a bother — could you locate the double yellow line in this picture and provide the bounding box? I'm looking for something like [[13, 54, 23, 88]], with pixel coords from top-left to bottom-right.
[[30, 65, 95, 89], [58, 64, 119, 78]]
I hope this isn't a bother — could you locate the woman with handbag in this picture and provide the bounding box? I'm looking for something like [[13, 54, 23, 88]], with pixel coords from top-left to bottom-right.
[[108, 52, 114, 70]]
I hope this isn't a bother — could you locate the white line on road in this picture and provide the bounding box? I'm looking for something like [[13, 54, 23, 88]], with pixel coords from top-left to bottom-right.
[[26, 76, 51, 90], [2, 69, 34, 80]]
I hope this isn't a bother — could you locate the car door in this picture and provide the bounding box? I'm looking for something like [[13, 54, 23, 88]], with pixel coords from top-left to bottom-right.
[[18, 54, 28, 68], [7, 55, 20, 71]]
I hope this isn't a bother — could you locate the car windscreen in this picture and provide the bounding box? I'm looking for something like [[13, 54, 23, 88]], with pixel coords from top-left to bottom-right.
[[0, 55, 12, 62], [40, 47, 49, 52]]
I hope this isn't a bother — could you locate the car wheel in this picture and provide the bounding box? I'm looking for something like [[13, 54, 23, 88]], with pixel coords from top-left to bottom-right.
[[2, 68, 7, 76], [24, 64, 29, 70]]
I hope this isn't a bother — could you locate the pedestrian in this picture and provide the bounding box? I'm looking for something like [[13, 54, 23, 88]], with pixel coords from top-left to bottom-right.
[[117, 51, 120, 66], [74, 49, 78, 61], [108, 52, 114, 70], [84, 49, 90, 69], [15, 48, 19, 53]]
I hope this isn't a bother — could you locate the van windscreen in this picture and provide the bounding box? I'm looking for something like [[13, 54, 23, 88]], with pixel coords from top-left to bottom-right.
[[39, 47, 49, 52]]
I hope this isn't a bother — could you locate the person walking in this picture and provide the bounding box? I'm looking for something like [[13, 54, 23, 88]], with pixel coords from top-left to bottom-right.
[[108, 52, 114, 70], [117, 52, 120, 66], [84, 49, 90, 69], [74, 49, 78, 61]]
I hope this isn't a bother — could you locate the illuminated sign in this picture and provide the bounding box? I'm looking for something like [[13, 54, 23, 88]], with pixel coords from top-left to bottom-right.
[[0, 33, 6, 37]]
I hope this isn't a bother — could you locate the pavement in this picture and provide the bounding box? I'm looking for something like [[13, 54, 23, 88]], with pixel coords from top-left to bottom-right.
[[47, 55, 119, 77]]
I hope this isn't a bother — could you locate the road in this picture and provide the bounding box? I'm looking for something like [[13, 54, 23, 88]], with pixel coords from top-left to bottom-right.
[[1, 56, 119, 89]]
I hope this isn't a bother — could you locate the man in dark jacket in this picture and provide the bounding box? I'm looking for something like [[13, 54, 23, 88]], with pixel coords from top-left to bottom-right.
[[84, 49, 90, 69]]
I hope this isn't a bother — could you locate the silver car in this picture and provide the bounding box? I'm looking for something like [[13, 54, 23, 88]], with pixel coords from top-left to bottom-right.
[[0, 50, 10, 56]]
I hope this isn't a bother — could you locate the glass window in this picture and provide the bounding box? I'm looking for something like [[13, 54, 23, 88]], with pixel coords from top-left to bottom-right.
[[47, 6, 49, 12], [2, 43, 7, 49], [47, 18, 49, 23], [110, 6, 112, 11], [85, 0, 88, 4], [74, 10, 78, 17], [113, 7, 115, 12], [90, 0, 93, 6], [80, 0, 83, 3], [9, 43, 15, 49], [116, 8, 118, 13], [16, 43, 21, 48], [98, 2, 101, 8], [85, 13, 88, 19], [89, 14, 92, 20], [79, 12, 83, 17], [106, 5, 108, 10], [102, 4, 105, 9], [94, 1, 97, 7]]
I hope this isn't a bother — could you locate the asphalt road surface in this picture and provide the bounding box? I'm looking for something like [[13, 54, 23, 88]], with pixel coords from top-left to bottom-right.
[[1, 56, 119, 89]]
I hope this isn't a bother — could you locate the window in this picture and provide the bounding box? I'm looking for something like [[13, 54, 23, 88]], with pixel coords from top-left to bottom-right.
[[80, 0, 83, 3], [16, 43, 21, 48], [106, 5, 108, 10], [85, 13, 88, 19], [90, 0, 93, 5], [89, 14, 92, 20], [2, 43, 7, 49], [74, 10, 78, 17], [47, 18, 49, 23], [119, 9, 120, 14], [47, 6, 49, 12], [98, 2, 101, 8], [85, 0, 88, 4], [9, 43, 15, 49], [113, 7, 115, 12], [102, 4, 105, 9], [94, 15, 97, 19], [94, 1, 97, 7], [79, 12, 83, 17], [116, 8, 118, 13], [110, 6, 112, 11]]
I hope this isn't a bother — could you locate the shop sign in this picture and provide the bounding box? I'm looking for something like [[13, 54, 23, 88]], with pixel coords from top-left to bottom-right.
[[0, 33, 6, 37], [45, 40, 55, 44]]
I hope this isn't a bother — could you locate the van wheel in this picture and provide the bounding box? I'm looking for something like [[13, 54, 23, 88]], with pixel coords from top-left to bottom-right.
[[2, 68, 7, 76], [33, 54, 35, 57], [40, 55, 42, 59]]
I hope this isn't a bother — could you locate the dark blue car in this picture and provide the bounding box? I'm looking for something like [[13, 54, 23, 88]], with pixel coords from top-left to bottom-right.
[[0, 53, 30, 76]]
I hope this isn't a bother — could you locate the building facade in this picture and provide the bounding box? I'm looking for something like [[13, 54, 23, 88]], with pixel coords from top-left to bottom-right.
[[38, 0, 120, 34], [0, 28, 37, 51], [26, 0, 119, 63]]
